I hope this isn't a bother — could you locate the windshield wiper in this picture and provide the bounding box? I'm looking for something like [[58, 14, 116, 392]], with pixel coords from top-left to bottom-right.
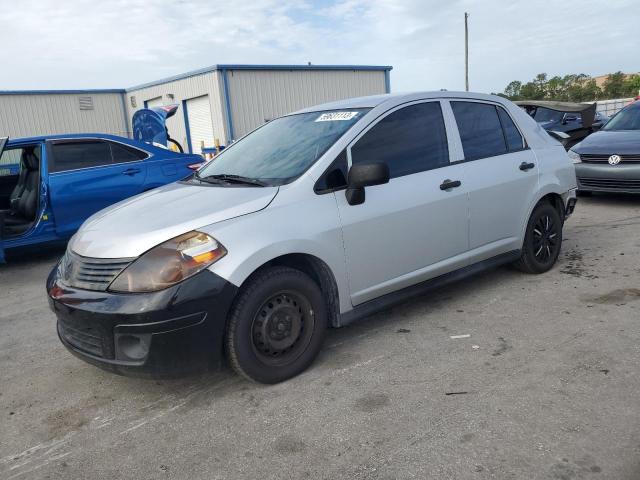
[[194, 171, 226, 185], [200, 174, 268, 187]]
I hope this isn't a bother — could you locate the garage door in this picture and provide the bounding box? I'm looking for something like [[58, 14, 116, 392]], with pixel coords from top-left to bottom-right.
[[186, 95, 214, 154], [145, 96, 163, 108]]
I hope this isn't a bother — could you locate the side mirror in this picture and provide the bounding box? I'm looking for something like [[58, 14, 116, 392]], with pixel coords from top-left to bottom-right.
[[345, 162, 390, 206]]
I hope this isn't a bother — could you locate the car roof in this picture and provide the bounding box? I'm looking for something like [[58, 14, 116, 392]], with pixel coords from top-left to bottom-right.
[[292, 91, 512, 114], [7, 133, 136, 144]]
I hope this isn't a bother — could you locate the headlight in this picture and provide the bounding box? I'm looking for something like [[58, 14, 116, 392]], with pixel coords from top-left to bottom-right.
[[109, 231, 227, 293], [568, 149, 581, 164]]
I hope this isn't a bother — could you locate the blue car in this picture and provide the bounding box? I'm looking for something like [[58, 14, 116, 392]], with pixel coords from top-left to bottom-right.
[[0, 134, 203, 261]]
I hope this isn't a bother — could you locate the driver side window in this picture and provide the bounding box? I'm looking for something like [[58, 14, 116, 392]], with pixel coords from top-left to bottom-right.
[[350, 102, 449, 179]]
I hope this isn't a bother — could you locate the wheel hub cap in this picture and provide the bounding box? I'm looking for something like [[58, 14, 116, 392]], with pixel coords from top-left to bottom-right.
[[253, 294, 304, 356]]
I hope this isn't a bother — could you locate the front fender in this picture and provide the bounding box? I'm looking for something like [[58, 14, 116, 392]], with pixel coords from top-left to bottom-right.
[[203, 193, 352, 314]]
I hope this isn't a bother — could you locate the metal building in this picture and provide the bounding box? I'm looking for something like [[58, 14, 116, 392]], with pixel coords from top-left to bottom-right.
[[0, 89, 128, 138], [0, 64, 392, 154]]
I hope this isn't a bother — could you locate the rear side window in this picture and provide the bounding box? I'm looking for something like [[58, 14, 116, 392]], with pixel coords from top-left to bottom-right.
[[497, 107, 525, 152], [451, 102, 507, 160], [110, 142, 148, 163], [351, 102, 449, 179], [50, 141, 112, 172]]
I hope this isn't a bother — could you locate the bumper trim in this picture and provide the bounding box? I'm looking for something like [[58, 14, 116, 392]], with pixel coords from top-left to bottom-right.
[[48, 267, 238, 378]]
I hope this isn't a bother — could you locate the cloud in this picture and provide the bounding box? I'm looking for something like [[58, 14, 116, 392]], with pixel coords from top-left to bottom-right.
[[0, 0, 638, 93]]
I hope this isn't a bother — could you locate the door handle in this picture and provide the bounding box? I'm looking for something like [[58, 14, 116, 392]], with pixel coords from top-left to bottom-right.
[[440, 179, 461, 190], [122, 168, 141, 176], [519, 162, 535, 171]]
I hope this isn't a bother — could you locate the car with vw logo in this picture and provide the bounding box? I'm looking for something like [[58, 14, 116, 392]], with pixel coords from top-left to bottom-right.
[[569, 100, 640, 194]]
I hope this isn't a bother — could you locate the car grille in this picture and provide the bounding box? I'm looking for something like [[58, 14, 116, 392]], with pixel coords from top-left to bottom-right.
[[58, 316, 115, 358], [579, 177, 640, 191], [59, 250, 134, 291], [580, 153, 640, 163]]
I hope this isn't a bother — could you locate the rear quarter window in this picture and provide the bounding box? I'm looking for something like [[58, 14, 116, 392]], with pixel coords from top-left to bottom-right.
[[110, 142, 148, 163], [497, 107, 525, 152]]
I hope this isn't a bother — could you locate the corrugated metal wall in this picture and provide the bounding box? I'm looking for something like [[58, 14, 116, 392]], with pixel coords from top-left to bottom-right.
[[225, 69, 387, 139], [125, 72, 227, 152], [0, 92, 127, 138]]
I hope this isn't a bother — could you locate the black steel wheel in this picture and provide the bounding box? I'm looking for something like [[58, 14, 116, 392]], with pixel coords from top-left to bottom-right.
[[225, 267, 327, 383], [250, 291, 314, 366], [513, 202, 563, 274]]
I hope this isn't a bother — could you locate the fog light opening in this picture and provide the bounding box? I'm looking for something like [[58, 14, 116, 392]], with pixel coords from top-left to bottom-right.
[[116, 334, 151, 361]]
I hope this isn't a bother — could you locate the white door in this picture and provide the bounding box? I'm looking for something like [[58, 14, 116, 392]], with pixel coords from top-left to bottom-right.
[[335, 101, 469, 306], [145, 96, 163, 108], [186, 95, 215, 154]]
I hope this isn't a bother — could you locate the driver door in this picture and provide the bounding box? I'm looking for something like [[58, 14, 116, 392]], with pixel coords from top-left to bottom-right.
[[334, 101, 469, 306]]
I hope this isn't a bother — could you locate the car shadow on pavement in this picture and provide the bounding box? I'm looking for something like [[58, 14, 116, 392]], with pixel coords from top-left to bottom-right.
[[579, 192, 640, 207]]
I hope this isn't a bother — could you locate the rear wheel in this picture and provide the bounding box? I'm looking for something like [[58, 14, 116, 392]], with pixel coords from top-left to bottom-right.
[[225, 267, 327, 383], [513, 202, 563, 274]]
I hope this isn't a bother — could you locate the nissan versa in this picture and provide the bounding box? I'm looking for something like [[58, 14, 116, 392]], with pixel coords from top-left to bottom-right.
[[47, 92, 578, 383]]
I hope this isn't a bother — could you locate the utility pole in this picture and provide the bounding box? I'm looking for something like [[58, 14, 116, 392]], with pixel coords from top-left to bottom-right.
[[465, 12, 469, 91]]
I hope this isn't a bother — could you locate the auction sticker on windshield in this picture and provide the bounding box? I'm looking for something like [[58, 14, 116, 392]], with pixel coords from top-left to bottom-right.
[[315, 112, 360, 122]]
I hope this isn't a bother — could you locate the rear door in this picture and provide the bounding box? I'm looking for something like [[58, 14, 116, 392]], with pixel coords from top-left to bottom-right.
[[47, 139, 148, 236], [449, 100, 539, 255]]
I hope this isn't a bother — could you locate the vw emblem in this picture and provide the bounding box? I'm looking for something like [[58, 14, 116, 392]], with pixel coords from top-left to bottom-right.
[[608, 154, 621, 165]]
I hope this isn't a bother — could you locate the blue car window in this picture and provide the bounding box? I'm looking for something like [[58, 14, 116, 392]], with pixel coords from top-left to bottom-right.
[[50, 141, 112, 173], [110, 142, 148, 163]]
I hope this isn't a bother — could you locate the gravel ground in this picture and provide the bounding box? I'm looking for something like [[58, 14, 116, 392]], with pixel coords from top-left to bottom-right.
[[1, 194, 640, 480]]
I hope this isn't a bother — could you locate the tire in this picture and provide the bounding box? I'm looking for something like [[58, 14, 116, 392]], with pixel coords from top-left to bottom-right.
[[513, 202, 563, 274], [225, 267, 327, 383]]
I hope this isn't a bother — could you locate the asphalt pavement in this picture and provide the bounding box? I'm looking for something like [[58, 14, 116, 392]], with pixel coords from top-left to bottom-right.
[[2, 194, 640, 479]]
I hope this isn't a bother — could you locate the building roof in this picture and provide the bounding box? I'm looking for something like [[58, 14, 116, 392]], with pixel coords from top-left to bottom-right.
[[0, 89, 126, 95], [125, 64, 393, 92], [0, 64, 392, 96]]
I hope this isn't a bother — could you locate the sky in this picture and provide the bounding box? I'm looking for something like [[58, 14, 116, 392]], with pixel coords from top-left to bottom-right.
[[0, 0, 637, 94]]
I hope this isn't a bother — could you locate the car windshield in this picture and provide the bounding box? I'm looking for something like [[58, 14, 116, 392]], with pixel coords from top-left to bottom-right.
[[196, 109, 370, 186], [602, 105, 640, 131], [532, 107, 564, 123]]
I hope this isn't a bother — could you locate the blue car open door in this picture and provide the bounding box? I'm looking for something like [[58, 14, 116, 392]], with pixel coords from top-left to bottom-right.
[[0, 136, 8, 262]]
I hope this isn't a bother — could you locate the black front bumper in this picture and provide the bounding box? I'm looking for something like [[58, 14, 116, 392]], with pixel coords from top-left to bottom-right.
[[576, 163, 640, 193], [47, 266, 238, 377]]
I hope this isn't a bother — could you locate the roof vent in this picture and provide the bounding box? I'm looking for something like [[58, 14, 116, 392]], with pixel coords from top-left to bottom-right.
[[79, 96, 94, 110]]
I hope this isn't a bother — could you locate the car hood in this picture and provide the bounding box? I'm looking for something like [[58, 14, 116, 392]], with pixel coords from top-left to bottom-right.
[[573, 130, 640, 155], [70, 181, 279, 258]]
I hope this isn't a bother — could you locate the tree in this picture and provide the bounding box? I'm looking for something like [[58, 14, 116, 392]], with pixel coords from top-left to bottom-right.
[[624, 74, 640, 97], [501, 72, 606, 101], [504, 81, 522, 100], [581, 79, 601, 101], [603, 71, 627, 98]]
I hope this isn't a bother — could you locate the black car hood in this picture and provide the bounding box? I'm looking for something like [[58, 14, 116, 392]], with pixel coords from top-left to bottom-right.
[[573, 130, 640, 155]]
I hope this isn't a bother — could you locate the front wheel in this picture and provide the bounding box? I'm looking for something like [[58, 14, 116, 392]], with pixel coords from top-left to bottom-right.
[[225, 267, 327, 383], [513, 202, 563, 274]]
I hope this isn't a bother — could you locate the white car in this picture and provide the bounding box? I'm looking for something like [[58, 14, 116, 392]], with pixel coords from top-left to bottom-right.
[[47, 91, 577, 383]]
